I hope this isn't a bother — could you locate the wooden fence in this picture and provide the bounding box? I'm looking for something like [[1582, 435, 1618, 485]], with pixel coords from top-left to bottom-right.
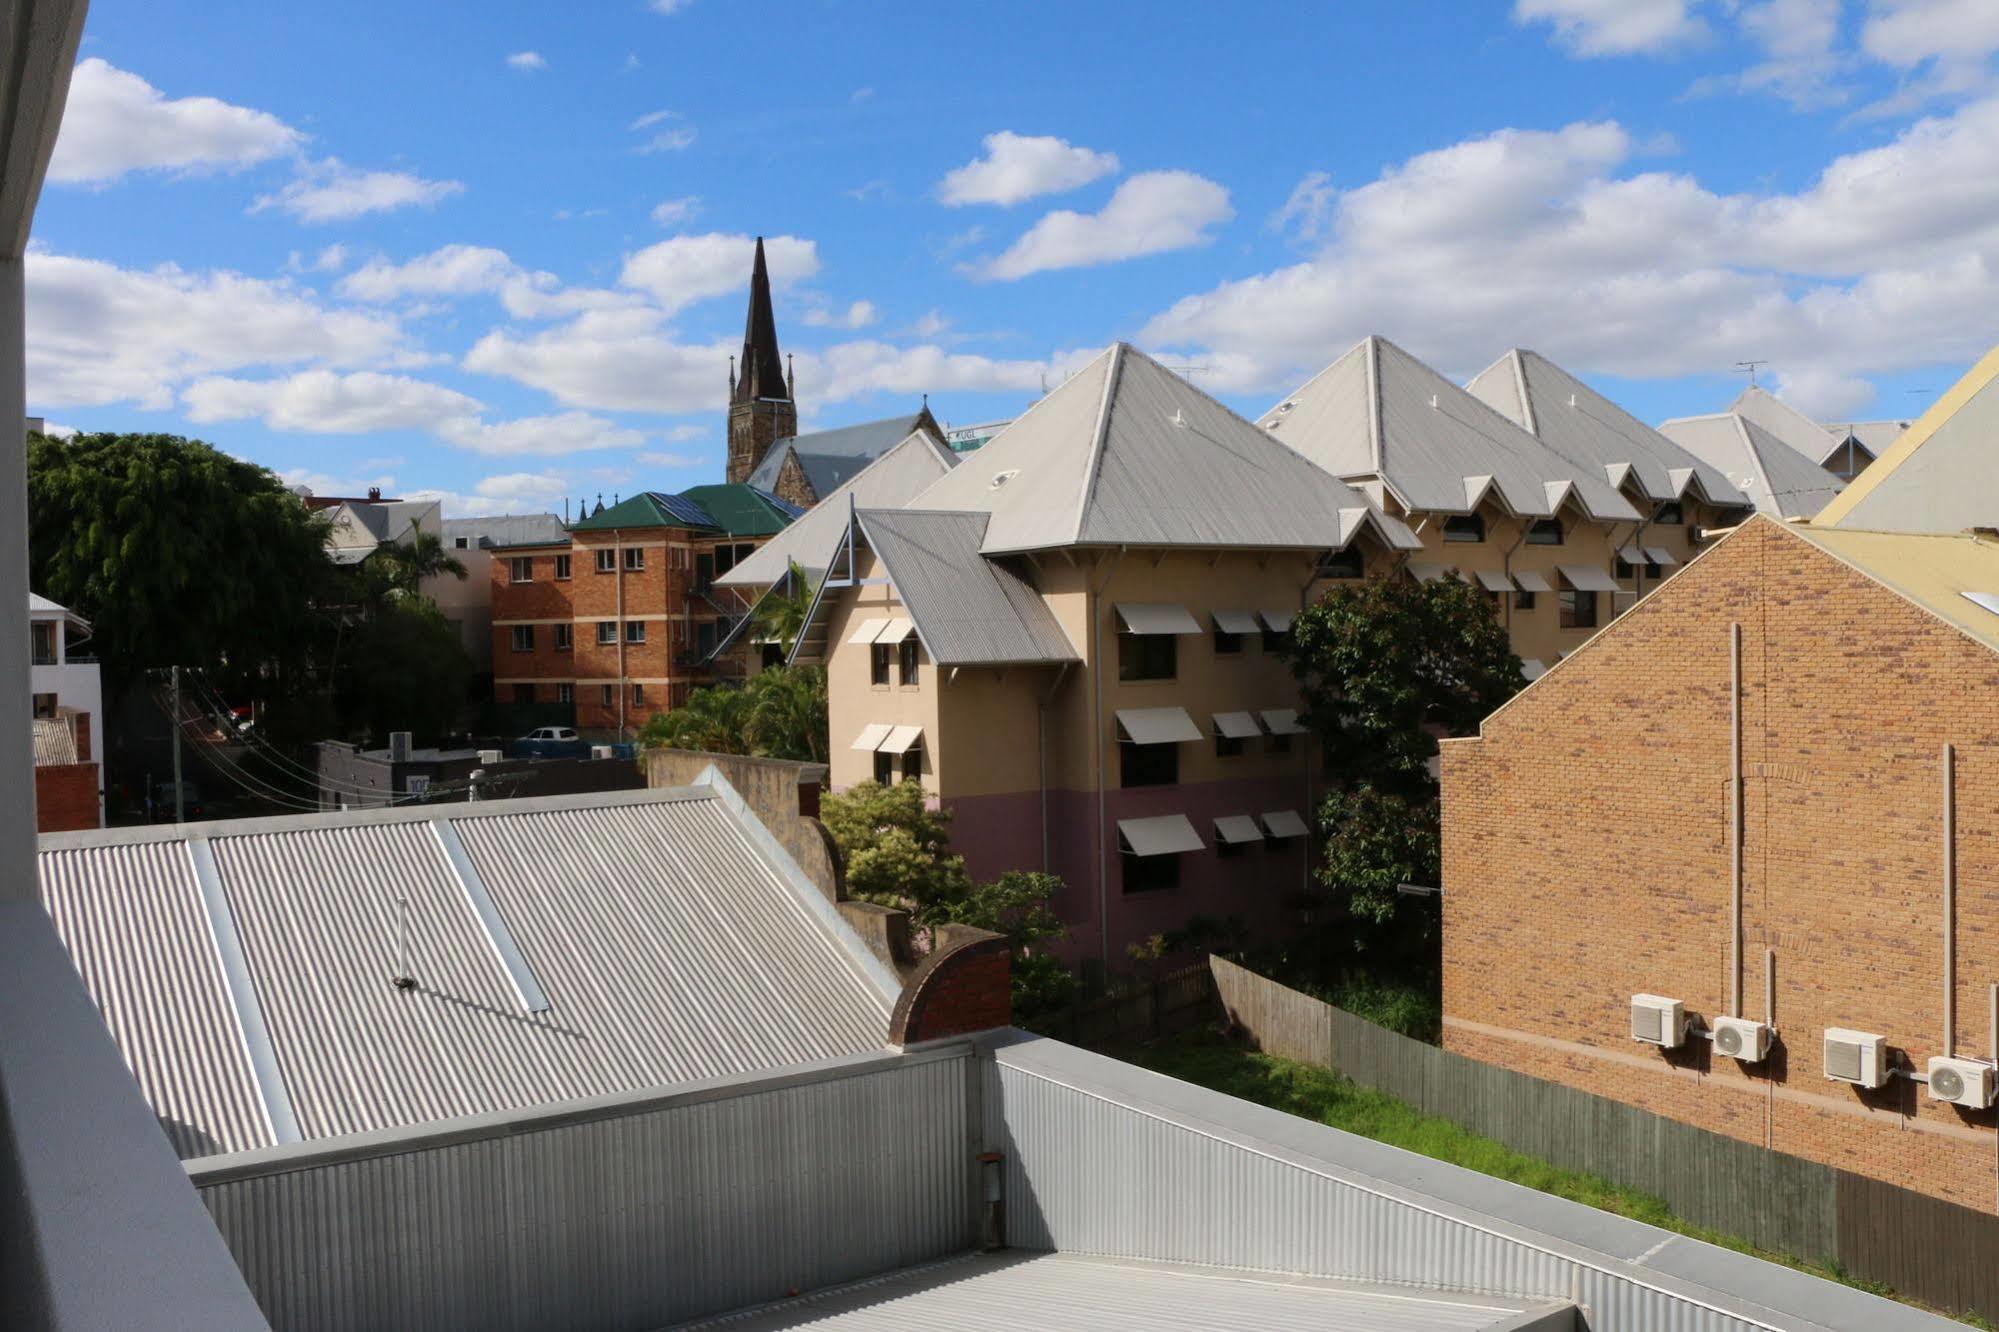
[[1034, 962, 1218, 1049], [1210, 954, 1999, 1324]]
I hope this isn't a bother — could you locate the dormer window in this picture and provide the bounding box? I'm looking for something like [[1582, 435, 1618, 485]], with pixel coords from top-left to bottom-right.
[[1442, 514, 1485, 544], [1526, 518, 1565, 546]]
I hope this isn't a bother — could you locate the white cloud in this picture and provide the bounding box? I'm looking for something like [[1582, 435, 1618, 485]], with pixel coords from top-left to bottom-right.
[[648, 0, 693, 12], [630, 110, 697, 153], [977, 171, 1233, 280], [1270, 171, 1335, 242], [851, 87, 875, 103], [337, 243, 637, 319], [1858, 0, 1999, 111], [506, 51, 547, 71], [650, 195, 701, 226], [1139, 103, 1999, 407], [405, 471, 573, 518], [1686, 0, 1850, 108], [1513, 0, 1709, 57], [48, 58, 302, 185], [616, 232, 817, 314], [938, 131, 1120, 206], [281, 466, 399, 499], [802, 299, 879, 330], [636, 450, 702, 468], [254, 157, 463, 223], [662, 424, 706, 441], [25, 250, 409, 408]]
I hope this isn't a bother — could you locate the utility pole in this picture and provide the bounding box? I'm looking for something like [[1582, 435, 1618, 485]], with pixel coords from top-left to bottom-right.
[[170, 665, 185, 823]]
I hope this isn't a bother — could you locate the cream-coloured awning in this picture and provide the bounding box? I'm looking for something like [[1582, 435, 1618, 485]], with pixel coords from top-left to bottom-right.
[[1214, 815, 1264, 845], [1116, 707, 1202, 745], [1118, 814, 1205, 857], [875, 617, 916, 643], [1211, 609, 1261, 635], [849, 723, 892, 751], [847, 617, 889, 645], [1512, 570, 1553, 593], [1260, 708, 1307, 736], [1560, 564, 1620, 593], [1258, 608, 1295, 633], [1261, 810, 1309, 839], [1115, 603, 1202, 635], [1213, 711, 1262, 740], [879, 724, 924, 754]]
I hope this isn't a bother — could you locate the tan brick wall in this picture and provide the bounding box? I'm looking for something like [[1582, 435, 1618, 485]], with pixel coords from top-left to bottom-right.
[[1442, 516, 1999, 1209]]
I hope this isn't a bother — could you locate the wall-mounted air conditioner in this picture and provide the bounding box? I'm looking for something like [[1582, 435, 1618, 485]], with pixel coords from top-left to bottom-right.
[[591, 745, 613, 760], [1631, 994, 1685, 1048], [1824, 1029, 1888, 1089], [1926, 1056, 1996, 1109], [478, 749, 503, 766], [1712, 1015, 1772, 1063]]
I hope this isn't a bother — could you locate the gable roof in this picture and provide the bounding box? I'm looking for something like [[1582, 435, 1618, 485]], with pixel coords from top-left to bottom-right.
[[1728, 385, 1845, 467], [1264, 337, 1641, 524], [28, 591, 88, 632], [717, 430, 959, 589], [908, 343, 1419, 555], [1813, 342, 1999, 532], [746, 411, 939, 498], [1656, 412, 1845, 520], [567, 485, 800, 536], [1466, 349, 1748, 508], [854, 509, 1079, 666], [1790, 523, 1999, 657]]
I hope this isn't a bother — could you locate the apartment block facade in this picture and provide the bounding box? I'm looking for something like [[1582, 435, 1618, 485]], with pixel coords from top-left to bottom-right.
[[1441, 517, 1999, 1209]]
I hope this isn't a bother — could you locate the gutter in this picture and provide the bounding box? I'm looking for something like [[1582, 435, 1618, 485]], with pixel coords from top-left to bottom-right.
[[1089, 547, 1127, 970]]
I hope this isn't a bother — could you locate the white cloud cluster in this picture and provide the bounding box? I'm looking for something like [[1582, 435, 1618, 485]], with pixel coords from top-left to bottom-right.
[[802, 300, 879, 330], [337, 244, 636, 319], [938, 131, 1120, 206], [404, 471, 574, 518], [630, 110, 697, 154], [616, 232, 817, 314], [978, 171, 1233, 280], [650, 195, 701, 226], [1859, 0, 1999, 111], [1512, 0, 1709, 57], [48, 58, 302, 185], [506, 51, 547, 71], [253, 157, 464, 224]]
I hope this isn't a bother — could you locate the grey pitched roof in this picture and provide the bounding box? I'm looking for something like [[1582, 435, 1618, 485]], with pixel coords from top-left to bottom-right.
[[907, 343, 1419, 556], [1656, 413, 1845, 520], [717, 431, 959, 589], [1828, 420, 1907, 453], [1466, 349, 1749, 508], [442, 513, 568, 549], [35, 786, 897, 1159], [1729, 385, 1845, 466], [747, 412, 938, 497], [855, 509, 1079, 666], [1262, 337, 1641, 524], [1815, 344, 1999, 532]]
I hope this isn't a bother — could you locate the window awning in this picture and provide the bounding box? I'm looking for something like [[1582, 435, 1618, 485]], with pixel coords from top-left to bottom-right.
[[875, 617, 916, 643], [1618, 545, 1648, 566], [879, 724, 924, 754], [1261, 810, 1309, 839], [1408, 562, 1449, 583], [1116, 706, 1202, 745], [1214, 814, 1264, 845], [1512, 570, 1553, 593], [1559, 564, 1621, 593], [1116, 603, 1201, 635], [1644, 546, 1679, 566], [849, 723, 892, 751], [847, 617, 889, 645], [1118, 814, 1205, 857], [1211, 609, 1261, 635], [1212, 710, 1262, 739], [1260, 708, 1307, 736], [1475, 570, 1514, 592], [1258, 608, 1295, 633], [1520, 659, 1548, 681]]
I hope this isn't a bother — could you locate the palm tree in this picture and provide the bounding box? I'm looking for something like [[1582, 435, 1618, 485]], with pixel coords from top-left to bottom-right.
[[639, 685, 752, 755], [375, 531, 467, 602], [750, 563, 815, 655], [744, 664, 828, 763]]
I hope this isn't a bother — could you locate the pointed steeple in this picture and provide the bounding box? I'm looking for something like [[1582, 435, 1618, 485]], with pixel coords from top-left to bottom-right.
[[734, 237, 789, 406]]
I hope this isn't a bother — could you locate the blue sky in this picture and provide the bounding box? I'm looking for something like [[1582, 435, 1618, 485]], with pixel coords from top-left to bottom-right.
[[26, 0, 1999, 515]]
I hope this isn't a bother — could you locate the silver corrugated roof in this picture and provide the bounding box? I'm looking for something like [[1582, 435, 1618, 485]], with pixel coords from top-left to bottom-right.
[[855, 508, 1079, 666], [1263, 337, 1641, 524], [717, 431, 958, 589], [1730, 385, 1845, 466], [36, 786, 897, 1157], [1467, 349, 1749, 507], [1657, 413, 1845, 520], [907, 344, 1419, 556], [442, 512, 568, 549]]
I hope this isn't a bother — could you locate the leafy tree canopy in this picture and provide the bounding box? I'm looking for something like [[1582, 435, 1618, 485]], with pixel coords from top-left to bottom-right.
[[638, 664, 827, 763], [749, 563, 815, 655]]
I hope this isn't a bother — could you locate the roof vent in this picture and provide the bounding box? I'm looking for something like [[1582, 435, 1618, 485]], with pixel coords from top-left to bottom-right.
[[1962, 592, 1999, 616], [1567, 394, 1578, 408], [1428, 394, 1439, 410], [1168, 407, 1189, 429], [990, 469, 1019, 490]]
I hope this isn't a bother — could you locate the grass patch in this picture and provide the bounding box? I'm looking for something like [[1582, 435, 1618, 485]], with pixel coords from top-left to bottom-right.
[[1131, 1030, 1989, 1328]]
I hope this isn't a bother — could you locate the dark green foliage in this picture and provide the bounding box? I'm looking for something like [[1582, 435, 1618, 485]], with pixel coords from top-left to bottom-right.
[[638, 664, 827, 762], [749, 563, 814, 655], [333, 601, 470, 748]]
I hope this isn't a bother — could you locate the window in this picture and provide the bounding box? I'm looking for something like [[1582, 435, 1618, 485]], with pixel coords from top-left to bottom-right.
[[32, 692, 56, 719], [624, 546, 646, 571], [625, 621, 647, 644], [1560, 586, 1598, 629], [1268, 732, 1293, 755], [1216, 733, 1244, 758], [510, 625, 535, 652], [1261, 625, 1290, 654], [30, 622, 56, 665], [508, 557, 534, 582], [898, 636, 919, 685], [1213, 626, 1241, 656], [556, 683, 573, 704], [1442, 513, 1485, 543], [1525, 518, 1564, 545], [715, 544, 737, 575], [870, 643, 891, 686], [1118, 633, 1176, 682], [631, 683, 646, 706], [1615, 556, 1638, 581], [453, 536, 470, 550], [596, 621, 618, 646], [900, 741, 923, 784], [1120, 742, 1179, 788], [1122, 853, 1180, 896], [555, 554, 572, 580], [512, 683, 535, 704], [1655, 501, 1684, 525], [1514, 589, 1538, 611], [601, 684, 614, 706], [873, 750, 895, 784], [595, 548, 616, 573], [672, 546, 690, 570], [554, 624, 573, 651], [1320, 545, 1364, 579]]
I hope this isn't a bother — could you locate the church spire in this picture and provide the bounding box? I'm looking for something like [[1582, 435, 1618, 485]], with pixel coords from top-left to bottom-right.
[[734, 237, 789, 406]]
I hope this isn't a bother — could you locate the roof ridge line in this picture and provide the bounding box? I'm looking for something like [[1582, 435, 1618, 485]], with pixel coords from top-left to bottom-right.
[[1510, 348, 1538, 438], [1070, 342, 1126, 545]]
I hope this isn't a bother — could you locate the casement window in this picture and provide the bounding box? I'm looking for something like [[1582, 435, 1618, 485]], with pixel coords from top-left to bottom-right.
[[898, 636, 919, 685], [870, 643, 891, 686], [1442, 514, 1485, 543], [1655, 501, 1684, 524], [1560, 586, 1599, 629], [1213, 627, 1242, 655], [554, 554, 572, 580], [596, 621, 618, 646], [30, 622, 55, 665], [1320, 545, 1364, 579], [624, 547, 646, 571], [1525, 518, 1565, 546], [1118, 633, 1176, 682], [510, 625, 535, 652], [625, 621, 647, 644], [1122, 853, 1180, 895], [1216, 733, 1244, 758], [600, 684, 614, 706], [873, 750, 894, 784], [508, 557, 534, 582], [554, 624, 573, 651], [1267, 732, 1293, 755], [1514, 590, 1538, 611], [899, 739, 923, 784], [556, 683, 573, 704], [453, 536, 470, 549], [1119, 742, 1178, 788], [595, 548, 617, 573], [631, 684, 646, 706], [1210, 609, 1258, 656]]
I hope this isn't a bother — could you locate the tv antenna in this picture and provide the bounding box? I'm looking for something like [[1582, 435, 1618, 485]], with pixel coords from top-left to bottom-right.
[[1735, 360, 1767, 388], [1165, 364, 1210, 381]]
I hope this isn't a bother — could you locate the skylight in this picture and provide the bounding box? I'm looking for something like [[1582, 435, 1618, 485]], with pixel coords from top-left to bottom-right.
[[1962, 592, 1999, 617]]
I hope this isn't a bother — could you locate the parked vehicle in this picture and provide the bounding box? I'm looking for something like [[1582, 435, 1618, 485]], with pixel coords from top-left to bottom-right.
[[508, 726, 590, 760]]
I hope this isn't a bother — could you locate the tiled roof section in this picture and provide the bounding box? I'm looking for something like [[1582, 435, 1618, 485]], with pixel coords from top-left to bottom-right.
[[1656, 412, 1844, 520], [1466, 349, 1748, 508], [31, 717, 77, 765], [1263, 337, 1641, 523], [1815, 341, 1999, 533], [441, 514, 568, 549], [677, 483, 804, 537], [907, 343, 1419, 555], [857, 509, 1079, 665], [747, 412, 938, 498], [35, 787, 897, 1157]]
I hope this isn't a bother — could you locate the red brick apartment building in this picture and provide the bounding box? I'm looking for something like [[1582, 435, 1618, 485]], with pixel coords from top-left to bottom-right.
[[488, 485, 796, 738], [1441, 515, 1999, 1208]]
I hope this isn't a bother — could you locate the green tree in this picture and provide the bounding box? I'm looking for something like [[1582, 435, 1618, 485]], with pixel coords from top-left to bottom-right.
[[637, 684, 753, 755], [742, 663, 828, 762], [333, 600, 471, 745], [367, 530, 468, 604], [750, 562, 814, 654]]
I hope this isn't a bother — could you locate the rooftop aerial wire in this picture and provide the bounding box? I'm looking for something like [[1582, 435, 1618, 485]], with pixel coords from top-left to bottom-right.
[[1735, 360, 1767, 388], [176, 669, 433, 806]]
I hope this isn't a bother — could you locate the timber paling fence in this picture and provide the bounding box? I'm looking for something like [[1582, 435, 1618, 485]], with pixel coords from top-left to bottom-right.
[[1209, 954, 1999, 1324], [1033, 961, 1219, 1048]]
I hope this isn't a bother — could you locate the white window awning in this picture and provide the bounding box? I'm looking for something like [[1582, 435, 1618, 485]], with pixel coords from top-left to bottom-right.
[[1258, 608, 1295, 633], [847, 617, 889, 645], [1644, 546, 1679, 566], [1520, 659, 1548, 681], [875, 617, 916, 643], [1213, 711, 1262, 739], [1118, 814, 1205, 857], [879, 724, 924, 754], [1116, 706, 1202, 745], [849, 723, 892, 751], [1260, 708, 1307, 736], [1512, 570, 1553, 593], [1475, 570, 1514, 592], [1618, 545, 1648, 566], [1408, 562, 1449, 583], [1261, 810, 1310, 839], [1559, 564, 1621, 593], [1214, 814, 1265, 845], [1211, 609, 1261, 635], [1116, 603, 1202, 635]]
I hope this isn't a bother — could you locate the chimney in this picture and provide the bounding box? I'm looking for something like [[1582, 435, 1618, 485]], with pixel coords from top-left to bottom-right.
[[367, 486, 382, 501]]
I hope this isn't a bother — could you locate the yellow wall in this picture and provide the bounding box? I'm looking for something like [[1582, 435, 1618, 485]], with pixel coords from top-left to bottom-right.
[[824, 550, 944, 795]]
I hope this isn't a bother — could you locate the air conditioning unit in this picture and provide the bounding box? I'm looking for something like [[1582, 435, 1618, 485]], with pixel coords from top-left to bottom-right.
[[478, 749, 503, 766], [1631, 994, 1685, 1048], [1712, 1015, 1772, 1063], [1926, 1056, 1996, 1109], [1824, 1028, 1889, 1089], [590, 745, 613, 760]]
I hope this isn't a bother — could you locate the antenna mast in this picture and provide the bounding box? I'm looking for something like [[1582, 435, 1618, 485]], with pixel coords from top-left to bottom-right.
[[1735, 360, 1767, 388]]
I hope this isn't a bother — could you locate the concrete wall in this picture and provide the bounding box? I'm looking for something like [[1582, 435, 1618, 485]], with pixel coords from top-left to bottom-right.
[[1442, 518, 1999, 1210]]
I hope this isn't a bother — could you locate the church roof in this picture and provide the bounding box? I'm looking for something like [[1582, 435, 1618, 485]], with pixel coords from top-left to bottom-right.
[[567, 485, 801, 536], [733, 237, 789, 407], [746, 411, 940, 498]]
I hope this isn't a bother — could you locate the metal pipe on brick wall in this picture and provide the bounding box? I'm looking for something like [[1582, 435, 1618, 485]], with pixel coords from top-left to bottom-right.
[[1089, 548, 1125, 971], [1944, 742, 1957, 1058], [1729, 620, 1743, 1018]]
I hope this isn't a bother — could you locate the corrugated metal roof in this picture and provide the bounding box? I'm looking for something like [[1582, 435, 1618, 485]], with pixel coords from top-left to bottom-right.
[[679, 1252, 1562, 1330], [718, 432, 958, 589], [747, 413, 939, 497], [31, 717, 76, 765], [855, 509, 1079, 666], [441, 513, 567, 549], [678, 483, 805, 537], [1814, 341, 1999, 533], [36, 787, 896, 1156], [1263, 337, 1640, 524], [1656, 413, 1844, 520], [907, 344, 1418, 556], [1467, 349, 1748, 507], [1730, 385, 1845, 466]]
